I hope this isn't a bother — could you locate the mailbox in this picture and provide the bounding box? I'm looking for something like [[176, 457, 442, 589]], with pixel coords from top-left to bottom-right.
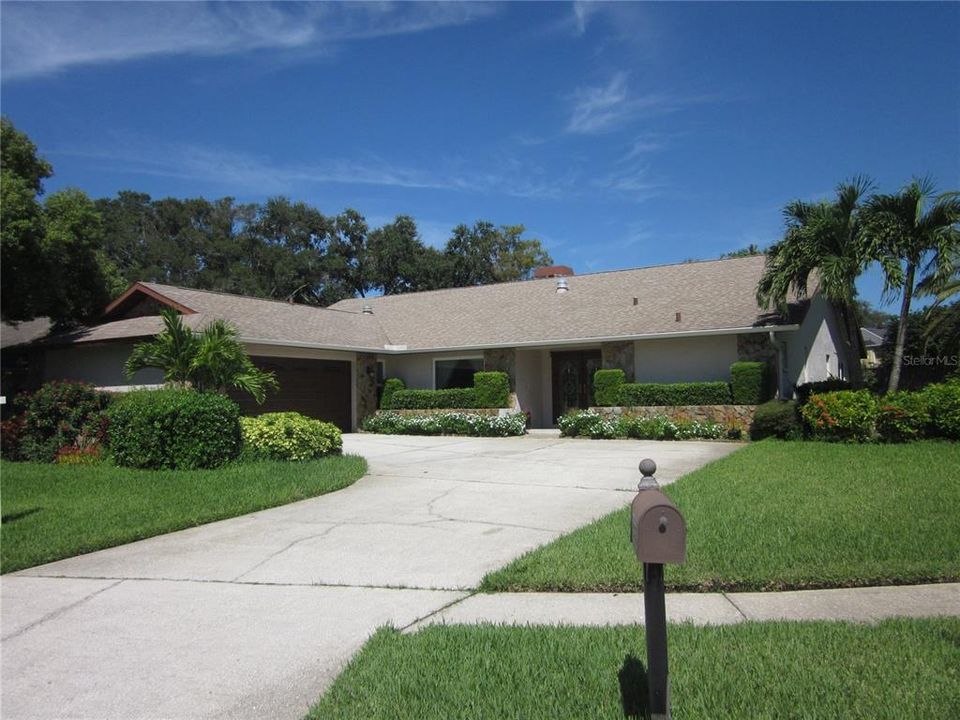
[[630, 490, 686, 565]]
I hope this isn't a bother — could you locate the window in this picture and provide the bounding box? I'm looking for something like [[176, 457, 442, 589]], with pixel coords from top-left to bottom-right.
[[434, 357, 483, 389]]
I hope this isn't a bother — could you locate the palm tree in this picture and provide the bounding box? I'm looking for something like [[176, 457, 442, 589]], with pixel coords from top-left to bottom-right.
[[861, 180, 959, 392], [126, 309, 278, 403], [757, 178, 873, 386]]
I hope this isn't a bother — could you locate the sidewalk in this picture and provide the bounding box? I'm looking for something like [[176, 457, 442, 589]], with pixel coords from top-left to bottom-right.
[[408, 583, 960, 631]]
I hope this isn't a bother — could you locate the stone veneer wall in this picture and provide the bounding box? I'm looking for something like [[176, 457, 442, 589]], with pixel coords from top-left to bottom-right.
[[355, 352, 379, 426], [483, 347, 517, 389], [589, 404, 758, 428], [601, 340, 635, 382]]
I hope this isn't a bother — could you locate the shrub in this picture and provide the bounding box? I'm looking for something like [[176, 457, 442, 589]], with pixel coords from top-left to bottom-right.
[[558, 411, 727, 440], [730, 362, 770, 404], [107, 388, 241, 469], [800, 390, 878, 442], [388, 387, 478, 410], [876, 392, 930, 443], [54, 444, 103, 465], [380, 378, 405, 409], [558, 410, 608, 437], [473, 371, 511, 408], [795, 379, 851, 405], [362, 411, 525, 437], [750, 400, 802, 440], [593, 369, 625, 406], [924, 380, 960, 439], [617, 381, 731, 406], [1, 414, 26, 460], [240, 412, 342, 461], [17, 381, 112, 463]]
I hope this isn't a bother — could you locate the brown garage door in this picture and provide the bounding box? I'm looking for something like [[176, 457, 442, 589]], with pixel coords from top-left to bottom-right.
[[229, 356, 352, 431]]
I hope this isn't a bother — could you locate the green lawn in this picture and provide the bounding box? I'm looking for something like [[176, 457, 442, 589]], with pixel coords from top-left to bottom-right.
[[0, 455, 367, 573], [309, 620, 960, 720], [483, 440, 960, 592]]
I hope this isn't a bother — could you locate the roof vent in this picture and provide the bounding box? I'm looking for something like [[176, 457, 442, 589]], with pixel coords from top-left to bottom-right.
[[556, 278, 569, 294], [362, 304, 374, 315]]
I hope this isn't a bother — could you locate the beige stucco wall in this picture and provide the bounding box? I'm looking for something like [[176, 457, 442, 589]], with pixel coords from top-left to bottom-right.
[[515, 348, 547, 427], [633, 334, 739, 383], [782, 293, 849, 394], [380, 350, 485, 391]]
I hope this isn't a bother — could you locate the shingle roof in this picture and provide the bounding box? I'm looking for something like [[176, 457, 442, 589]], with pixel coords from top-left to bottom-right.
[[1, 317, 53, 349], [37, 255, 800, 352], [330, 255, 795, 351]]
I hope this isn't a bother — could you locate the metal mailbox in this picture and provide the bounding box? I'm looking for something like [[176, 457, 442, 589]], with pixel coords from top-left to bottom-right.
[[630, 490, 686, 564]]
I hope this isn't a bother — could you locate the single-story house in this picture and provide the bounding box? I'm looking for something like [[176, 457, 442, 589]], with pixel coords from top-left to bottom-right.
[[1, 256, 857, 429]]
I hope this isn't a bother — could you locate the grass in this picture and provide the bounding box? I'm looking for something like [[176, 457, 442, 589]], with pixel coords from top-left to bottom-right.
[[482, 440, 960, 593], [0, 455, 367, 573], [308, 619, 960, 719]]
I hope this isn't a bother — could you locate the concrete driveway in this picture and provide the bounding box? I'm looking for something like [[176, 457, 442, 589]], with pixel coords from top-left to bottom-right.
[[1, 433, 738, 719]]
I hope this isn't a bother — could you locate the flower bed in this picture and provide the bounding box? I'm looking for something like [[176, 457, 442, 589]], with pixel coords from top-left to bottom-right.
[[559, 410, 731, 440], [362, 411, 526, 437]]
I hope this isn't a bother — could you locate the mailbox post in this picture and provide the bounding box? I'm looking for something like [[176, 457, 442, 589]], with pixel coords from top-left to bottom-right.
[[630, 458, 686, 720]]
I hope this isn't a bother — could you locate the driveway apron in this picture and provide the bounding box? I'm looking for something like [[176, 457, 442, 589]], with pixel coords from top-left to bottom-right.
[[1, 434, 738, 719]]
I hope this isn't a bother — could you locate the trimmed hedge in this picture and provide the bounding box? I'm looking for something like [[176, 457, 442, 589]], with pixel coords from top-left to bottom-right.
[[617, 381, 732, 406], [362, 411, 525, 437], [240, 412, 342, 461], [925, 379, 960, 439], [387, 387, 478, 409], [593, 369, 625, 407], [381, 371, 511, 410], [557, 411, 728, 441], [473, 371, 511, 408], [730, 362, 770, 405], [750, 400, 801, 440], [876, 392, 930, 443], [14, 381, 112, 463], [108, 388, 241, 469], [380, 378, 405, 410]]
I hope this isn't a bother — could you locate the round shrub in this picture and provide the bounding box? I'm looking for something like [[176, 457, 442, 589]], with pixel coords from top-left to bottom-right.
[[800, 390, 878, 442], [17, 380, 112, 463], [108, 388, 241, 469], [750, 400, 801, 440], [240, 412, 342, 461], [876, 392, 930, 443], [924, 379, 960, 439]]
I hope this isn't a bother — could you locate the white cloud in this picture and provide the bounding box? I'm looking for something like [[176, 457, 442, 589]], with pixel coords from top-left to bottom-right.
[[1, 2, 496, 80]]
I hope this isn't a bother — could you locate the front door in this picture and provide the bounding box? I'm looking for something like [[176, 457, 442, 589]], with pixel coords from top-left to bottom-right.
[[551, 350, 602, 423]]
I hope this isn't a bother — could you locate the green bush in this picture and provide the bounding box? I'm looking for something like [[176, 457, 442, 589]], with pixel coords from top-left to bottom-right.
[[388, 387, 478, 409], [593, 369, 625, 406], [557, 411, 727, 440], [617, 381, 731, 406], [924, 380, 960, 439], [730, 362, 770, 404], [750, 400, 802, 440], [473, 372, 511, 408], [107, 388, 241, 469], [795, 379, 851, 405], [876, 392, 931, 443], [800, 390, 878, 442], [362, 412, 525, 437], [240, 412, 342, 461], [16, 381, 112, 463], [380, 378, 405, 409]]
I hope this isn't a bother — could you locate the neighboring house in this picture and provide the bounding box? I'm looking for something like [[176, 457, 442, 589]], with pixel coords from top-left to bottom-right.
[[861, 326, 888, 368], [1, 256, 857, 429]]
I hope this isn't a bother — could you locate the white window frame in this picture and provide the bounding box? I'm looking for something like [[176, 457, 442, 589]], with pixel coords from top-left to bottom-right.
[[432, 355, 484, 390]]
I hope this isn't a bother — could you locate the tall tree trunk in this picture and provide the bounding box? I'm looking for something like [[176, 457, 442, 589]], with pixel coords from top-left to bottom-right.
[[839, 302, 864, 387], [887, 262, 916, 394]]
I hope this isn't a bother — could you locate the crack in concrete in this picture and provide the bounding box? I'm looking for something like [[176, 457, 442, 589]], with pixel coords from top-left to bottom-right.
[[11, 574, 471, 592], [2, 579, 125, 641], [721, 592, 749, 622]]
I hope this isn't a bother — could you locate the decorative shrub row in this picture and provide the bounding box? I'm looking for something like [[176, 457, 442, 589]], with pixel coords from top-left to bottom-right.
[[3, 381, 112, 463], [362, 411, 526, 437], [797, 380, 960, 443], [616, 381, 732, 406], [749, 400, 802, 440], [380, 371, 510, 410], [107, 388, 242, 469], [240, 412, 342, 461], [558, 410, 731, 441]]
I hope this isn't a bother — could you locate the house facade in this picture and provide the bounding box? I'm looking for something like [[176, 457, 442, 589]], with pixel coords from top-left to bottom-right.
[[3, 256, 857, 430]]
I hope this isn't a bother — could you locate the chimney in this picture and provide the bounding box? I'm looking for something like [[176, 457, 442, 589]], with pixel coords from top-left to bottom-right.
[[534, 265, 575, 279]]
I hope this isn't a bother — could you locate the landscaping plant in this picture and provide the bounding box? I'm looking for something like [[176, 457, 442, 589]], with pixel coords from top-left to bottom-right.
[[108, 388, 241, 469], [924, 378, 960, 439], [876, 391, 930, 442], [557, 410, 728, 440], [616, 381, 731, 406], [14, 380, 111, 463], [472, 371, 511, 408], [379, 377, 405, 409], [240, 412, 342, 461], [729, 361, 770, 404], [591, 369, 625, 406], [362, 411, 526, 437], [749, 400, 802, 440], [800, 390, 878, 442]]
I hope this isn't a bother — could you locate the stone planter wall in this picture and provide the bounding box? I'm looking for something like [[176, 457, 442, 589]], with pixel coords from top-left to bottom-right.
[[589, 404, 758, 427]]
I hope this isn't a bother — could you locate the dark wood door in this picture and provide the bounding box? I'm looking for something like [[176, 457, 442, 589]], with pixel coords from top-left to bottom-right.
[[551, 350, 602, 423]]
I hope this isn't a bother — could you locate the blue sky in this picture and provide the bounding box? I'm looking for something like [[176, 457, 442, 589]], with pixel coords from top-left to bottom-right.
[[2, 1, 958, 310]]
